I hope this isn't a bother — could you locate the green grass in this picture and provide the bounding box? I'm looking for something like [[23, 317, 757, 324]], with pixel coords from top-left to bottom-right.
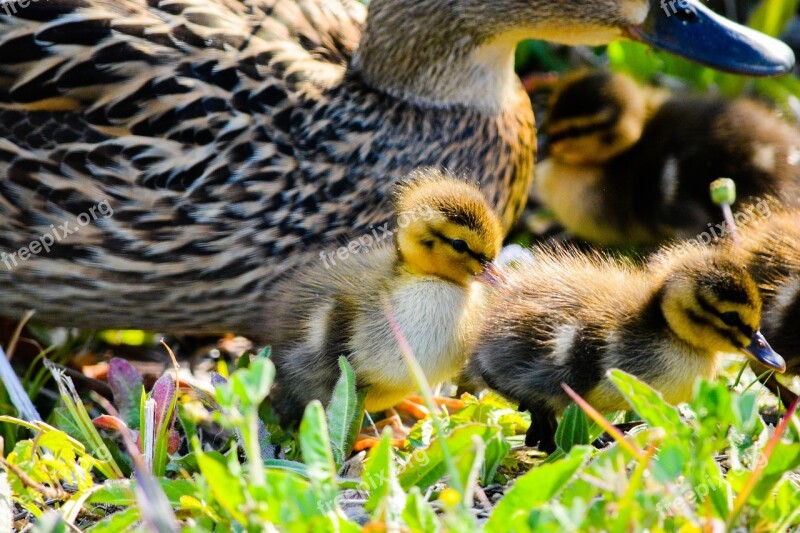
[[2, 1, 800, 530], [3, 352, 800, 531]]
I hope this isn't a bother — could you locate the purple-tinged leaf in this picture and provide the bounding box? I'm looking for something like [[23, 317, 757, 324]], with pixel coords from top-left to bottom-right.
[[168, 430, 181, 455], [150, 373, 179, 477], [151, 374, 177, 434], [107, 358, 144, 430]]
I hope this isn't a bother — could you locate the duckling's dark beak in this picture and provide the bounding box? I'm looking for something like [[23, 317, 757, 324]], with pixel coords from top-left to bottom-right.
[[744, 331, 786, 373], [627, 0, 795, 76]]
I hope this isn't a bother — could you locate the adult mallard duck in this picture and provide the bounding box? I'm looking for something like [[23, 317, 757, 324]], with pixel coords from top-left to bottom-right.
[[0, 0, 793, 336]]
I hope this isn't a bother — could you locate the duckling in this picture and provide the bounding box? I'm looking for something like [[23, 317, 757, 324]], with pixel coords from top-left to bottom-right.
[[465, 242, 785, 452], [735, 207, 800, 405], [266, 170, 503, 423], [535, 70, 800, 246], [0, 0, 792, 336]]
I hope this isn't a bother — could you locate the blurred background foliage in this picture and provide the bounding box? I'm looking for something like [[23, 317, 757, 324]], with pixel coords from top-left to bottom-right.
[[515, 0, 800, 119]]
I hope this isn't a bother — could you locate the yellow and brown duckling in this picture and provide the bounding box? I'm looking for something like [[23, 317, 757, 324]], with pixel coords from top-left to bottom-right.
[[0, 0, 792, 336], [266, 170, 503, 423], [465, 242, 785, 452], [735, 207, 800, 406], [535, 70, 800, 246]]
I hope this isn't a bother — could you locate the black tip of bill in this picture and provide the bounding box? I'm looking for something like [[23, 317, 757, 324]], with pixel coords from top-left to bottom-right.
[[746, 331, 786, 373], [628, 0, 795, 76]]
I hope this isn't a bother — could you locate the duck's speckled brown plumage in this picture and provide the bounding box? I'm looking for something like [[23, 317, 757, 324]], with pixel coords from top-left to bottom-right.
[[0, 0, 535, 336]]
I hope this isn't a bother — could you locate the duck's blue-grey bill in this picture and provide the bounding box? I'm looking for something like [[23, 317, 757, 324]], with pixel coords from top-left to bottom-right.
[[627, 0, 795, 76], [746, 331, 786, 372]]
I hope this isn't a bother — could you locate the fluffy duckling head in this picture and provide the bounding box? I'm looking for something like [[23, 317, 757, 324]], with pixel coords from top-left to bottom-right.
[[545, 70, 660, 165], [394, 170, 503, 287], [655, 246, 786, 372]]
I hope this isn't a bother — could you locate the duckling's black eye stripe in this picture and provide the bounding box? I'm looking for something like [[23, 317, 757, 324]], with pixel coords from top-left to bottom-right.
[[547, 116, 620, 144], [686, 310, 746, 349], [695, 295, 754, 338], [430, 230, 487, 264]]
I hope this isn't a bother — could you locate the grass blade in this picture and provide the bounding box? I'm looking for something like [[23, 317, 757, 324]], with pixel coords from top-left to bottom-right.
[[44, 360, 123, 479]]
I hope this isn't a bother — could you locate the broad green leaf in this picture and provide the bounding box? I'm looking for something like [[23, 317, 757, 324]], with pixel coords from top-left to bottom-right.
[[481, 428, 511, 486], [230, 358, 275, 408], [195, 451, 248, 524], [299, 401, 338, 510], [86, 507, 141, 533], [326, 357, 366, 468], [748, 441, 800, 510], [651, 440, 688, 483], [486, 446, 592, 532], [254, 468, 346, 530], [700, 455, 731, 520], [263, 459, 310, 477], [733, 392, 760, 435], [363, 427, 406, 526], [88, 479, 200, 507], [608, 369, 682, 432], [399, 424, 504, 491], [555, 404, 590, 452], [757, 476, 800, 529], [691, 380, 734, 439], [403, 487, 439, 533], [31, 512, 66, 533]]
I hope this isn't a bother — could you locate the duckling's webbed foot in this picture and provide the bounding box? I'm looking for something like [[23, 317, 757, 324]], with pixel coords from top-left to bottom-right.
[[525, 407, 558, 454]]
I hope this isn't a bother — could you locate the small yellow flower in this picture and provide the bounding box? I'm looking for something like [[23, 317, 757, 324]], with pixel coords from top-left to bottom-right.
[[438, 488, 461, 507]]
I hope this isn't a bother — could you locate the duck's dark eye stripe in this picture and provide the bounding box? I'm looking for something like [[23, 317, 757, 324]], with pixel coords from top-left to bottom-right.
[[687, 310, 745, 349], [546, 116, 620, 144], [431, 230, 453, 246], [686, 309, 712, 328], [430, 229, 486, 263], [695, 295, 754, 338]]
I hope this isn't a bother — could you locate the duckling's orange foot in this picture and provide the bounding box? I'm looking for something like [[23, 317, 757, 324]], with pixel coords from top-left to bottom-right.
[[354, 414, 408, 451], [393, 395, 466, 422]]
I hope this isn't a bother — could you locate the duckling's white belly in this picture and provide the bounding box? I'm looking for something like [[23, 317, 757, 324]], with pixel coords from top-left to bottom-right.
[[349, 279, 482, 411]]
